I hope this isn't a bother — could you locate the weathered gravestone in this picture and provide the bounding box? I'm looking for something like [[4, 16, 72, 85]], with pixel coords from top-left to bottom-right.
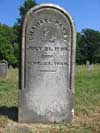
[[86, 61, 94, 71], [0, 60, 8, 77], [19, 4, 76, 123]]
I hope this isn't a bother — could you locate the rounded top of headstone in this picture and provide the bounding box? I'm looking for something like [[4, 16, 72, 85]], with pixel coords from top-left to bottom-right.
[[24, 3, 76, 32], [0, 60, 7, 64]]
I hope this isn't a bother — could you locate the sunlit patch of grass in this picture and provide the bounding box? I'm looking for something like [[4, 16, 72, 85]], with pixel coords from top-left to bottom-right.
[[75, 65, 100, 113], [0, 69, 18, 106]]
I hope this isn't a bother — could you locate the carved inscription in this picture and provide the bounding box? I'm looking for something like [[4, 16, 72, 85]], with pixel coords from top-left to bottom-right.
[[27, 61, 68, 66], [26, 45, 69, 69], [27, 46, 68, 51], [28, 18, 69, 42], [27, 18, 70, 70]]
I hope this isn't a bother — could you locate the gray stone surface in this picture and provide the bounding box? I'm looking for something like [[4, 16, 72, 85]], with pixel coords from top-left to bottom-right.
[[0, 60, 8, 77], [19, 4, 76, 123]]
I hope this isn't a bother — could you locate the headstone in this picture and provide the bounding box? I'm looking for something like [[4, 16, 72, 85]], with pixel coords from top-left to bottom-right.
[[9, 65, 13, 70], [0, 60, 8, 77], [88, 64, 94, 71], [86, 61, 94, 71], [19, 4, 76, 123], [86, 60, 90, 66]]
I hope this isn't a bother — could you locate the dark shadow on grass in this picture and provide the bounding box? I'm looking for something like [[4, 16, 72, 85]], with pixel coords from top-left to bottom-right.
[[0, 106, 18, 121]]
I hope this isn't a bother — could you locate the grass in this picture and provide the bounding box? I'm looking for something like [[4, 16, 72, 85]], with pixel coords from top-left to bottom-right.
[[0, 65, 100, 132], [75, 65, 100, 114], [0, 69, 18, 124]]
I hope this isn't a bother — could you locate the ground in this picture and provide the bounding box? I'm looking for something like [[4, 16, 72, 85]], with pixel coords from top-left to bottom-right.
[[0, 65, 100, 132]]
